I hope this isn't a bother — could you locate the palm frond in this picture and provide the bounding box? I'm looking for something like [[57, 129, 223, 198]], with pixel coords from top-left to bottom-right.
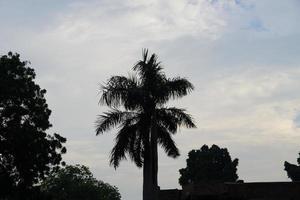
[[156, 109, 178, 133], [157, 125, 179, 158], [164, 77, 194, 99], [95, 109, 137, 135], [109, 122, 138, 168], [128, 130, 144, 168], [100, 75, 143, 109], [133, 49, 164, 85], [156, 107, 196, 133], [150, 77, 194, 106]]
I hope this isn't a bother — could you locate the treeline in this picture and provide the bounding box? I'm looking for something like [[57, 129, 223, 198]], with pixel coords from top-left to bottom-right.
[[0, 53, 121, 200], [1, 52, 299, 200], [179, 144, 300, 185]]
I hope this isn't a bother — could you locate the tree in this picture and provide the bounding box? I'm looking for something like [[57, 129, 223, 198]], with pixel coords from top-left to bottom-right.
[[41, 164, 121, 200], [0, 52, 66, 199], [96, 49, 195, 200], [179, 144, 239, 186], [284, 153, 300, 181]]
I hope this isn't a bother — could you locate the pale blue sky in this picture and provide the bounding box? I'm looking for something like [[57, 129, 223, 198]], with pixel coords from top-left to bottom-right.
[[1, 1, 300, 200]]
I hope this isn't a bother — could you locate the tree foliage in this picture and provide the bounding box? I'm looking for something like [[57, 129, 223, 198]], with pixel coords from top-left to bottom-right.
[[96, 49, 195, 200], [0, 52, 66, 199], [284, 153, 300, 181], [96, 50, 195, 168], [41, 164, 121, 200], [179, 144, 239, 186]]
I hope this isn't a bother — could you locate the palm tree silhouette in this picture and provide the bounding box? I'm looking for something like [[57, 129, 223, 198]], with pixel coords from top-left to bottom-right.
[[96, 49, 196, 200]]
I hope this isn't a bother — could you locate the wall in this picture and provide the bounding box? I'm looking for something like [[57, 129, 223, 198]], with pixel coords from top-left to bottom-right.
[[159, 182, 300, 200]]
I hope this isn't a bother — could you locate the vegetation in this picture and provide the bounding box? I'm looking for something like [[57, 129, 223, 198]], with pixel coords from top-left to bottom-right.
[[179, 144, 239, 186], [5, 50, 297, 200], [284, 153, 300, 181], [0, 53, 66, 199], [96, 49, 195, 200], [41, 164, 121, 200]]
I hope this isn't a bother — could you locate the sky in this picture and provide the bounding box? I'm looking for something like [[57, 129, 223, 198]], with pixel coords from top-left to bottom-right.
[[1, 0, 300, 199]]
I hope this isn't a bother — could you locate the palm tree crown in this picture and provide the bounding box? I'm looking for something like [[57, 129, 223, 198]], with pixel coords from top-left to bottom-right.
[[96, 49, 196, 200]]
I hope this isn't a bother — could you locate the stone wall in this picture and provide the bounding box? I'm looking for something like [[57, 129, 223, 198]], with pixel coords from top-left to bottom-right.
[[226, 182, 300, 200], [159, 182, 300, 200], [159, 189, 181, 200]]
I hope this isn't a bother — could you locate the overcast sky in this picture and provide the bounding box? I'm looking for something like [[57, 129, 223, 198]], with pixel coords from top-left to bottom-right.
[[1, 0, 300, 199]]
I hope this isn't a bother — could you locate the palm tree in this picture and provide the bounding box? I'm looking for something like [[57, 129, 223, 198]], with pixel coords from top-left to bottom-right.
[[96, 49, 196, 200]]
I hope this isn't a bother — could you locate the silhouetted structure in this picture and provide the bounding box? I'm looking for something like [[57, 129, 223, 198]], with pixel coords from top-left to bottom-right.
[[159, 182, 300, 200]]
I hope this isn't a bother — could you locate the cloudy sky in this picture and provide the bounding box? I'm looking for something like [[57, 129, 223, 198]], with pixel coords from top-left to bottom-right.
[[1, 0, 300, 199]]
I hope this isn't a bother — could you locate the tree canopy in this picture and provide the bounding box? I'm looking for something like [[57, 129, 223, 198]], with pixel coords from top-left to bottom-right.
[[284, 153, 300, 181], [41, 164, 121, 200], [0, 52, 66, 199], [179, 144, 239, 186], [96, 49, 195, 200]]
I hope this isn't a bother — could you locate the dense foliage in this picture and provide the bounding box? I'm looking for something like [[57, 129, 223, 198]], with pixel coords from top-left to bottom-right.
[[0, 52, 66, 199], [179, 144, 239, 186], [96, 49, 195, 200], [42, 164, 121, 200], [284, 153, 300, 181]]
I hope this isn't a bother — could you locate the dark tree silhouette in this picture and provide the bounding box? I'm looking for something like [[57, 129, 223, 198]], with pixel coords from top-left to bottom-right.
[[0, 52, 66, 199], [41, 164, 121, 200], [96, 49, 195, 200], [284, 153, 300, 181], [179, 144, 239, 186]]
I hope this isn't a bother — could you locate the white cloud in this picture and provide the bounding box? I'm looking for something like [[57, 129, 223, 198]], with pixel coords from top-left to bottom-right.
[[1, 1, 300, 200], [47, 0, 228, 44], [189, 67, 300, 137]]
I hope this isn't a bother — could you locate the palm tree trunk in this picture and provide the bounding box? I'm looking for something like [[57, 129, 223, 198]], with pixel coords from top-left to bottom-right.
[[151, 116, 159, 200], [143, 137, 154, 200]]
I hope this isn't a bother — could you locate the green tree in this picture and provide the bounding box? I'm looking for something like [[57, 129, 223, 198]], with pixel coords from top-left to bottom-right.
[[41, 164, 121, 200], [0, 52, 66, 199], [284, 153, 300, 181], [96, 49, 195, 200], [179, 144, 239, 186]]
